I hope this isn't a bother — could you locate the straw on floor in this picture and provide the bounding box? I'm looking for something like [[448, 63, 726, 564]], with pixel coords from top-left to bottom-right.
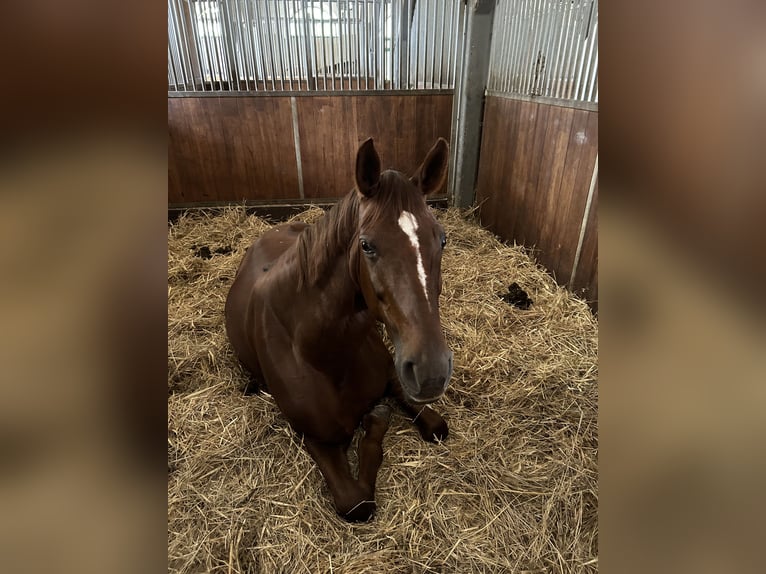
[[168, 206, 598, 574]]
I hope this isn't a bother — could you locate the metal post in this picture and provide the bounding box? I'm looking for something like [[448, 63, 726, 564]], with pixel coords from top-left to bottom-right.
[[451, 0, 495, 209]]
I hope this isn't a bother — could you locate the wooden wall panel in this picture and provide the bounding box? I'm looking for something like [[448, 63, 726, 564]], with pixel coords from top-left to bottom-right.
[[168, 94, 453, 204], [476, 95, 598, 302], [296, 94, 453, 199], [168, 97, 299, 203]]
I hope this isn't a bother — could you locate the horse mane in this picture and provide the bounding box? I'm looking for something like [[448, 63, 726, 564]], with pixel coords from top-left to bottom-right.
[[295, 170, 425, 289]]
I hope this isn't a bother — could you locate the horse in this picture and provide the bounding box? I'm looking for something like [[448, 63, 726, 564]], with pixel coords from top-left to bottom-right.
[[225, 138, 453, 522]]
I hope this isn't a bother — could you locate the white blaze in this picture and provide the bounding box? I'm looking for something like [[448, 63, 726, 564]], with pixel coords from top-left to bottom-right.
[[397, 210, 429, 303]]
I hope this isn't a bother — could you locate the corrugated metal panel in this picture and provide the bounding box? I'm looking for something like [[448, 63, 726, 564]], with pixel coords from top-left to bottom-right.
[[488, 0, 598, 104], [168, 0, 466, 94]]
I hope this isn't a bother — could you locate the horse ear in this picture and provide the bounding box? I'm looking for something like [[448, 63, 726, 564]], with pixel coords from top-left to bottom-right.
[[355, 138, 381, 197], [411, 138, 449, 196]]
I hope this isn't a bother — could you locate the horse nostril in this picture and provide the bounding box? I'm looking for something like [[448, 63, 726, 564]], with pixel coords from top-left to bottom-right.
[[402, 360, 415, 379]]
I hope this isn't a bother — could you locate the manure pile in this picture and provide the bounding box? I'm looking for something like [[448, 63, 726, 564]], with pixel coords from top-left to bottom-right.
[[168, 206, 598, 574]]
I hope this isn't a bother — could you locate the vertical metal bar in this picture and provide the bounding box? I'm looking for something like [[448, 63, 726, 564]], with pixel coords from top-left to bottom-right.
[[263, 0, 281, 89], [290, 96, 305, 198], [424, 0, 431, 88], [537, 0, 553, 96], [575, 17, 598, 100], [554, 0, 574, 98], [371, 0, 377, 88], [224, 0, 239, 90], [521, 0, 539, 95], [444, 0, 453, 87], [552, 0, 571, 98], [570, 155, 598, 288], [362, 0, 370, 90], [437, 0, 446, 87], [319, 0, 327, 89], [560, 0, 582, 99], [198, 2, 218, 89], [245, 0, 266, 92], [405, 0, 412, 88], [327, 0, 336, 89], [586, 26, 598, 101], [233, 0, 248, 90], [389, 0, 395, 88], [569, 2, 586, 99], [252, 0, 269, 89], [545, 0, 564, 97], [295, 0, 307, 87], [338, 0, 345, 88], [493, 0, 508, 93], [177, 0, 198, 90], [414, 0, 421, 88], [168, 46, 178, 91], [303, 0, 318, 89], [354, 1, 361, 89], [216, 1, 231, 90], [430, 0, 437, 89], [506, 0, 523, 93], [281, 1, 294, 90], [167, 1, 182, 90], [186, 0, 208, 90]]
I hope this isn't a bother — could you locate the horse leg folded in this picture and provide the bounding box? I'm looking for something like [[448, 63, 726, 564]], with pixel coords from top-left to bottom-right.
[[387, 378, 449, 443], [303, 405, 391, 522]]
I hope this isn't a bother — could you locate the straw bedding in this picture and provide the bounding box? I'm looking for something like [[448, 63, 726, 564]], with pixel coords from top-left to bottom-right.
[[168, 205, 598, 573]]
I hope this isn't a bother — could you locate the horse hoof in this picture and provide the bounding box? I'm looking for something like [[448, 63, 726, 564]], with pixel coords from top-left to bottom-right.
[[420, 418, 449, 443], [341, 500, 376, 523]]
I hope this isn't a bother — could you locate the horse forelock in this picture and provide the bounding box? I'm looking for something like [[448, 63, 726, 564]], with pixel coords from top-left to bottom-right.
[[295, 171, 427, 290]]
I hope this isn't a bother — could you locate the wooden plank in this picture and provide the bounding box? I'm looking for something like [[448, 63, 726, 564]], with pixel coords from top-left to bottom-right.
[[475, 95, 598, 304], [296, 94, 453, 199], [168, 97, 299, 203]]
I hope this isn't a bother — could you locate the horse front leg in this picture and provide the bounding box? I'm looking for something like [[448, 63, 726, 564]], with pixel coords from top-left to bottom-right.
[[304, 405, 391, 522], [387, 377, 449, 443]]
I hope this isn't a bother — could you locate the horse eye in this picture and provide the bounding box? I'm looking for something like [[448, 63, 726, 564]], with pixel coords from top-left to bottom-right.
[[441, 235, 447, 248], [360, 238, 376, 255]]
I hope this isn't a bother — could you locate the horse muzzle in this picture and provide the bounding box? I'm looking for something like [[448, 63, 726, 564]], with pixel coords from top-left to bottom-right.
[[396, 350, 453, 404]]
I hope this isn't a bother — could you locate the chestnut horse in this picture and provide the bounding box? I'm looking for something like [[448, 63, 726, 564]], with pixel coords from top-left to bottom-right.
[[225, 138, 453, 521]]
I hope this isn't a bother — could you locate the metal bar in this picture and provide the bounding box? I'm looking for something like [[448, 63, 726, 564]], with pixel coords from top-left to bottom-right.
[[319, 0, 327, 89], [538, 0, 555, 96], [364, 0, 369, 89], [406, 0, 412, 88], [234, 0, 249, 90], [413, 0, 420, 88], [586, 44, 598, 102], [437, 0, 446, 87], [168, 0, 185, 90], [423, 0, 430, 88], [355, 1, 361, 89], [485, 89, 598, 111], [281, 1, 294, 90], [197, 2, 218, 89], [222, 0, 241, 91], [327, 0, 336, 89], [338, 0, 345, 88], [579, 16, 597, 101], [494, 0, 510, 93], [445, 0, 454, 87], [430, 0, 437, 89], [527, 0, 542, 93], [569, 154, 598, 288], [506, 0, 524, 93], [253, 0, 270, 89], [211, 1, 230, 90], [220, 0, 236, 90], [177, 0, 198, 90], [243, 0, 258, 90], [561, 0, 582, 99], [389, 0, 395, 88], [289, 96, 305, 198], [569, 2, 587, 99], [169, 87, 455, 97], [304, 0, 319, 90], [372, 0, 378, 88], [545, 0, 565, 97], [168, 46, 178, 91], [185, 1, 208, 90], [262, 0, 281, 89], [554, 0, 575, 99]]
